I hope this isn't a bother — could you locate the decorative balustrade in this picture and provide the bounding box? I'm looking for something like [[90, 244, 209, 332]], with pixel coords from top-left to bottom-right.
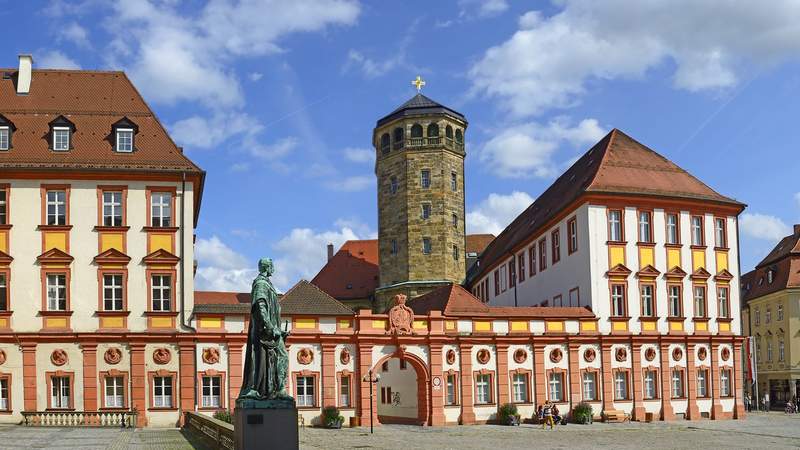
[[403, 137, 463, 150], [183, 411, 235, 450], [21, 410, 137, 427]]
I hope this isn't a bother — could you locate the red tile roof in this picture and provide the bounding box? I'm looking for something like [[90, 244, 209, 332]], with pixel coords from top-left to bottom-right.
[[741, 225, 800, 303], [467, 129, 744, 286], [466, 234, 495, 254], [312, 239, 379, 300]]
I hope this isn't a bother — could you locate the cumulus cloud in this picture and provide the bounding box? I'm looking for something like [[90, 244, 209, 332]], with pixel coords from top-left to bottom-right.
[[59, 22, 91, 48], [37, 50, 81, 69], [470, 1, 800, 117], [343, 147, 374, 164], [326, 175, 372, 192], [171, 112, 261, 149], [467, 191, 535, 236], [460, 0, 508, 17], [194, 236, 256, 292], [740, 213, 791, 242], [479, 117, 605, 178]]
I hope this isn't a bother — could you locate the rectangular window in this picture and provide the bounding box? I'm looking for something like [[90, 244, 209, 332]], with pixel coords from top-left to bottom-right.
[[51, 376, 70, 409], [666, 213, 679, 244], [422, 237, 432, 255], [421, 170, 431, 189], [46, 190, 67, 225], [339, 376, 350, 407], [715, 218, 726, 248], [450, 172, 457, 191], [778, 304, 784, 321], [153, 376, 173, 408], [499, 265, 507, 292], [494, 270, 500, 296], [529, 246, 536, 277], [380, 386, 391, 404], [475, 374, 492, 404], [638, 211, 652, 243], [720, 369, 731, 397], [509, 259, 516, 287], [643, 370, 658, 400], [718, 287, 729, 319], [0, 378, 7, 411], [671, 370, 684, 398], [446, 374, 458, 405], [452, 213, 458, 228], [548, 372, 563, 402], [551, 229, 560, 264], [582, 372, 596, 401], [151, 275, 171, 311], [668, 285, 682, 317], [568, 217, 578, 254], [150, 192, 172, 227], [610, 284, 626, 317], [0, 189, 6, 225], [538, 238, 547, 271], [0, 127, 8, 150], [400, 360, 407, 370], [103, 274, 124, 311], [553, 295, 563, 307], [693, 286, 706, 318], [46, 274, 67, 311], [640, 284, 655, 317], [296, 376, 315, 407], [569, 288, 579, 307], [518, 254, 526, 283], [390, 239, 398, 255], [691, 216, 703, 246], [779, 340, 785, 362], [614, 372, 628, 400], [696, 370, 708, 398], [421, 203, 431, 219], [116, 129, 134, 152], [105, 376, 124, 408], [202, 376, 221, 408], [0, 273, 6, 311], [511, 373, 528, 403], [755, 307, 760, 325], [390, 176, 398, 194], [452, 245, 459, 261], [767, 339, 773, 361], [53, 127, 70, 151], [608, 210, 623, 242], [766, 308, 771, 323], [102, 191, 123, 226]]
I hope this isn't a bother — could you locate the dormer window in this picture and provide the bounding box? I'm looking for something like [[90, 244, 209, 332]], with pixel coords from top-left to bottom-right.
[[49, 115, 76, 152], [112, 117, 138, 153], [0, 113, 16, 151]]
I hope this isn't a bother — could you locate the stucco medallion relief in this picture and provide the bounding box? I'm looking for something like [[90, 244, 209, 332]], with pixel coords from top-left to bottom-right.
[[549, 348, 563, 363], [583, 348, 596, 363], [615, 347, 627, 362], [340, 348, 351, 365], [476, 349, 491, 364], [446, 349, 456, 365], [721, 347, 731, 362], [202, 347, 220, 364], [697, 346, 707, 362], [297, 348, 314, 365], [644, 347, 657, 362], [513, 348, 527, 364], [104, 348, 122, 365], [51, 349, 68, 366], [153, 347, 172, 365], [672, 347, 683, 361]]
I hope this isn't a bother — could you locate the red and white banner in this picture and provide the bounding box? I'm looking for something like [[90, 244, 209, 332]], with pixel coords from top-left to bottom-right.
[[746, 336, 755, 383]]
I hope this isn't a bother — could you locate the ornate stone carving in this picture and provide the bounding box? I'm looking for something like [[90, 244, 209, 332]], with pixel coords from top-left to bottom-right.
[[644, 347, 657, 362], [446, 349, 456, 365], [721, 347, 731, 362], [476, 349, 491, 364], [549, 348, 563, 363], [672, 347, 683, 361], [340, 348, 351, 365], [297, 348, 314, 365], [615, 347, 628, 362], [513, 349, 527, 364], [583, 348, 596, 363], [0, 349, 6, 365], [104, 348, 122, 365], [153, 347, 172, 365], [387, 294, 414, 335], [697, 346, 707, 362], [51, 349, 68, 366], [202, 347, 220, 364]]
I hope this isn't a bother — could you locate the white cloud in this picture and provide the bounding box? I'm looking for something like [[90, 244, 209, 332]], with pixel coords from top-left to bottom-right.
[[37, 50, 81, 69], [470, 1, 800, 117], [794, 192, 800, 209], [248, 72, 263, 81], [247, 136, 298, 161], [326, 175, 372, 192], [344, 18, 421, 79], [59, 22, 91, 48], [171, 112, 260, 149], [740, 213, 791, 242], [343, 147, 374, 164], [459, 0, 508, 17], [467, 191, 535, 236], [271, 219, 375, 290], [194, 236, 256, 292], [479, 117, 605, 178]]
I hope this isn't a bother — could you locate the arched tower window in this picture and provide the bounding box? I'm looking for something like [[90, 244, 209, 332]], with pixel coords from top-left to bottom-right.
[[410, 124, 423, 146], [427, 123, 439, 137], [393, 127, 404, 149], [445, 125, 453, 139], [380, 133, 390, 154], [455, 129, 463, 143]]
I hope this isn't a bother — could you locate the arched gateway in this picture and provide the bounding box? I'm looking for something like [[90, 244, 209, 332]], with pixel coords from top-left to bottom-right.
[[371, 349, 430, 425]]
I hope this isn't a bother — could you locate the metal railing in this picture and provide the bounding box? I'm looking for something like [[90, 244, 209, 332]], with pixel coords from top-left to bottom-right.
[[21, 410, 137, 427], [184, 411, 235, 450]]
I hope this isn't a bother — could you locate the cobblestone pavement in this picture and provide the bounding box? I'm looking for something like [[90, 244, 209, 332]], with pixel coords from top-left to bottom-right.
[[0, 426, 210, 450]]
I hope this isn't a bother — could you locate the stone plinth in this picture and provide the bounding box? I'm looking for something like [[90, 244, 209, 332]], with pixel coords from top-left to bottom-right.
[[235, 400, 298, 450]]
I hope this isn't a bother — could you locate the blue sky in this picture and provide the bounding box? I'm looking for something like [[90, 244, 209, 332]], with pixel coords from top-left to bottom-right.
[[2, 0, 800, 292]]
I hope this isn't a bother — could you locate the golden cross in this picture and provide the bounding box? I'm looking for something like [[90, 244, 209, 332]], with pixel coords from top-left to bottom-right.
[[411, 75, 426, 93]]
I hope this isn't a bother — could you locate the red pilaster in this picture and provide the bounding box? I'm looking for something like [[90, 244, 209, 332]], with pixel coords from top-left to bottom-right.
[[228, 343, 243, 409], [429, 344, 445, 426], [686, 344, 699, 420], [659, 343, 674, 421], [357, 344, 377, 426], [710, 343, 723, 419], [178, 342, 196, 421], [21, 343, 37, 412], [322, 344, 336, 408], [82, 343, 98, 412], [533, 342, 546, 407], [601, 343, 614, 413], [732, 340, 745, 419], [130, 343, 147, 427], [631, 343, 645, 421], [459, 344, 475, 424], [496, 344, 510, 408], [568, 343, 581, 414]]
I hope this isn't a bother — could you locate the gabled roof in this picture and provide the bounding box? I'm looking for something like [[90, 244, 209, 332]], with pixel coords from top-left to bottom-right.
[[312, 239, 378, 300], [742, 225, 800, 303], [467, 129, 744, 286], [93, 248, 131, 265], [280, 280, 354, 316], [37, 248, 73, 264], [466, 234, 495, 255], [142, 249, 180, 265], [376, 93, 466, 127], [194, 291, 251, 315], [636, 264, 661, 278]]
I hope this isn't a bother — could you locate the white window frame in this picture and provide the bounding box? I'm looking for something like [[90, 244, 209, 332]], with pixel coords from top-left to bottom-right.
[[103, 274, 124, 311], [715, 218, 726, 247], [153, 376, 173, 408], [0, 273, 7, 311], [582, 372, 596, 401], [0, 378, 8, 410], [641, 284, 654, 317], [511, 373, 528, 403], [151, 275, 171, 311], [611, 284, 625, 317], [693, 286, 706, 318], [53, 127, 70, 151], [767, 339, 773, 361], [151, 192, 172, 227], [644, 370, 657, 400], [609, 210, 622, 241], [446, 374, 457, 405], [103, 191, 123, 227], [668, 285, 681, 317], [46, 190, 67, 225], [691, 216, 703, 246], [296, 376, 315, 407], [0, 188, 6, 225], [201, 376, 221, 408], [51, 376, 70, 409], [46, 274, 67, 311], [339, 376, 350, 407], [116, 128, 134, 152], [0, 126, 9, 150], [697, 370, 707, 398], [475, 374, 491, 404], [105, 376, 124, 408], [420, 170, 431, 189], [671, 370, 684, 398], [720, 369, 731, 397], [666, 213, 679, 244], [614, 372, 628, 400], [638, 211, 652, 243], [779, 340, 785, 362], [718, 287, 729, 319], [548, 372, 563, 402]]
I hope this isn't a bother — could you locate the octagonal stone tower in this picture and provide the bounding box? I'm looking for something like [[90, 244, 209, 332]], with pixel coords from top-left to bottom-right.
[[373, 92, 468, 310]]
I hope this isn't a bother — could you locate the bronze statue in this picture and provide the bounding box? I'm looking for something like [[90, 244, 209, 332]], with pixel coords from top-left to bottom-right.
[[237, 258, 294, 407]]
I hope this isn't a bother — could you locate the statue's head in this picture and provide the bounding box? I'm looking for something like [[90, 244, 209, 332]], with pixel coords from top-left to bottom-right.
[[394, 294, 407, 306], [258, 258, 274, 276]]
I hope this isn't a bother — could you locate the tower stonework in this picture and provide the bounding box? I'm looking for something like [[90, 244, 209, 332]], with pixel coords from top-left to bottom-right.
[[373, 93, 468, 310]]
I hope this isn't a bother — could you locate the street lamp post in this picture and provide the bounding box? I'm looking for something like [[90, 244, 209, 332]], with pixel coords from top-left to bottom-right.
[[363, 369, 381, 434]]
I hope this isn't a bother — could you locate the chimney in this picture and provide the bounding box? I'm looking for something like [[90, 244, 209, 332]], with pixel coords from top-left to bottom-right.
[[794, 224, 800, 235], [17, 54, 33, 95], [327, 243, 334, 261]]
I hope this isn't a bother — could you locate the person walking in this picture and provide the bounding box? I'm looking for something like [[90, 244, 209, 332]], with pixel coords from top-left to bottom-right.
[[542, 401, 555, 430], [764, 392, 770, 412]]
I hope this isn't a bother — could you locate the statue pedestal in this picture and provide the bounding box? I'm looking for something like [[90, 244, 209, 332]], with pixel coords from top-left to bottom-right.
[[235, 401, 298, 450]]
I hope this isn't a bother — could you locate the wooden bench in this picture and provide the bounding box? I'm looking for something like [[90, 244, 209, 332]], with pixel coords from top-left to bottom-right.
[[603, 410, 631, 423]]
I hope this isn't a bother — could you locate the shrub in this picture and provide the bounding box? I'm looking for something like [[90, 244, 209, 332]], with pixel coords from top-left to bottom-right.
[[213, 409, 233, 424], [572, 402, 593, 424], [497, 403, 520, 425], [322, 406, 344, 428]]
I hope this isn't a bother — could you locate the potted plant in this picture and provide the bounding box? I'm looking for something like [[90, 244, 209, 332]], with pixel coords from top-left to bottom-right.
[[572, 402, 593, 424], [498, 403, 521, 426], [322, 406, 344, 429]]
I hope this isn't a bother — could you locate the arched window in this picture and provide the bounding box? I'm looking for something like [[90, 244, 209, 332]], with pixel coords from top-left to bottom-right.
[[393, 127, 404, 149], [445, 125, 453, 139], [455, 129, 463, 143], [410, 124, 423, 137], [380, 133, 390, 154], [427, 123, 439, 137]]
